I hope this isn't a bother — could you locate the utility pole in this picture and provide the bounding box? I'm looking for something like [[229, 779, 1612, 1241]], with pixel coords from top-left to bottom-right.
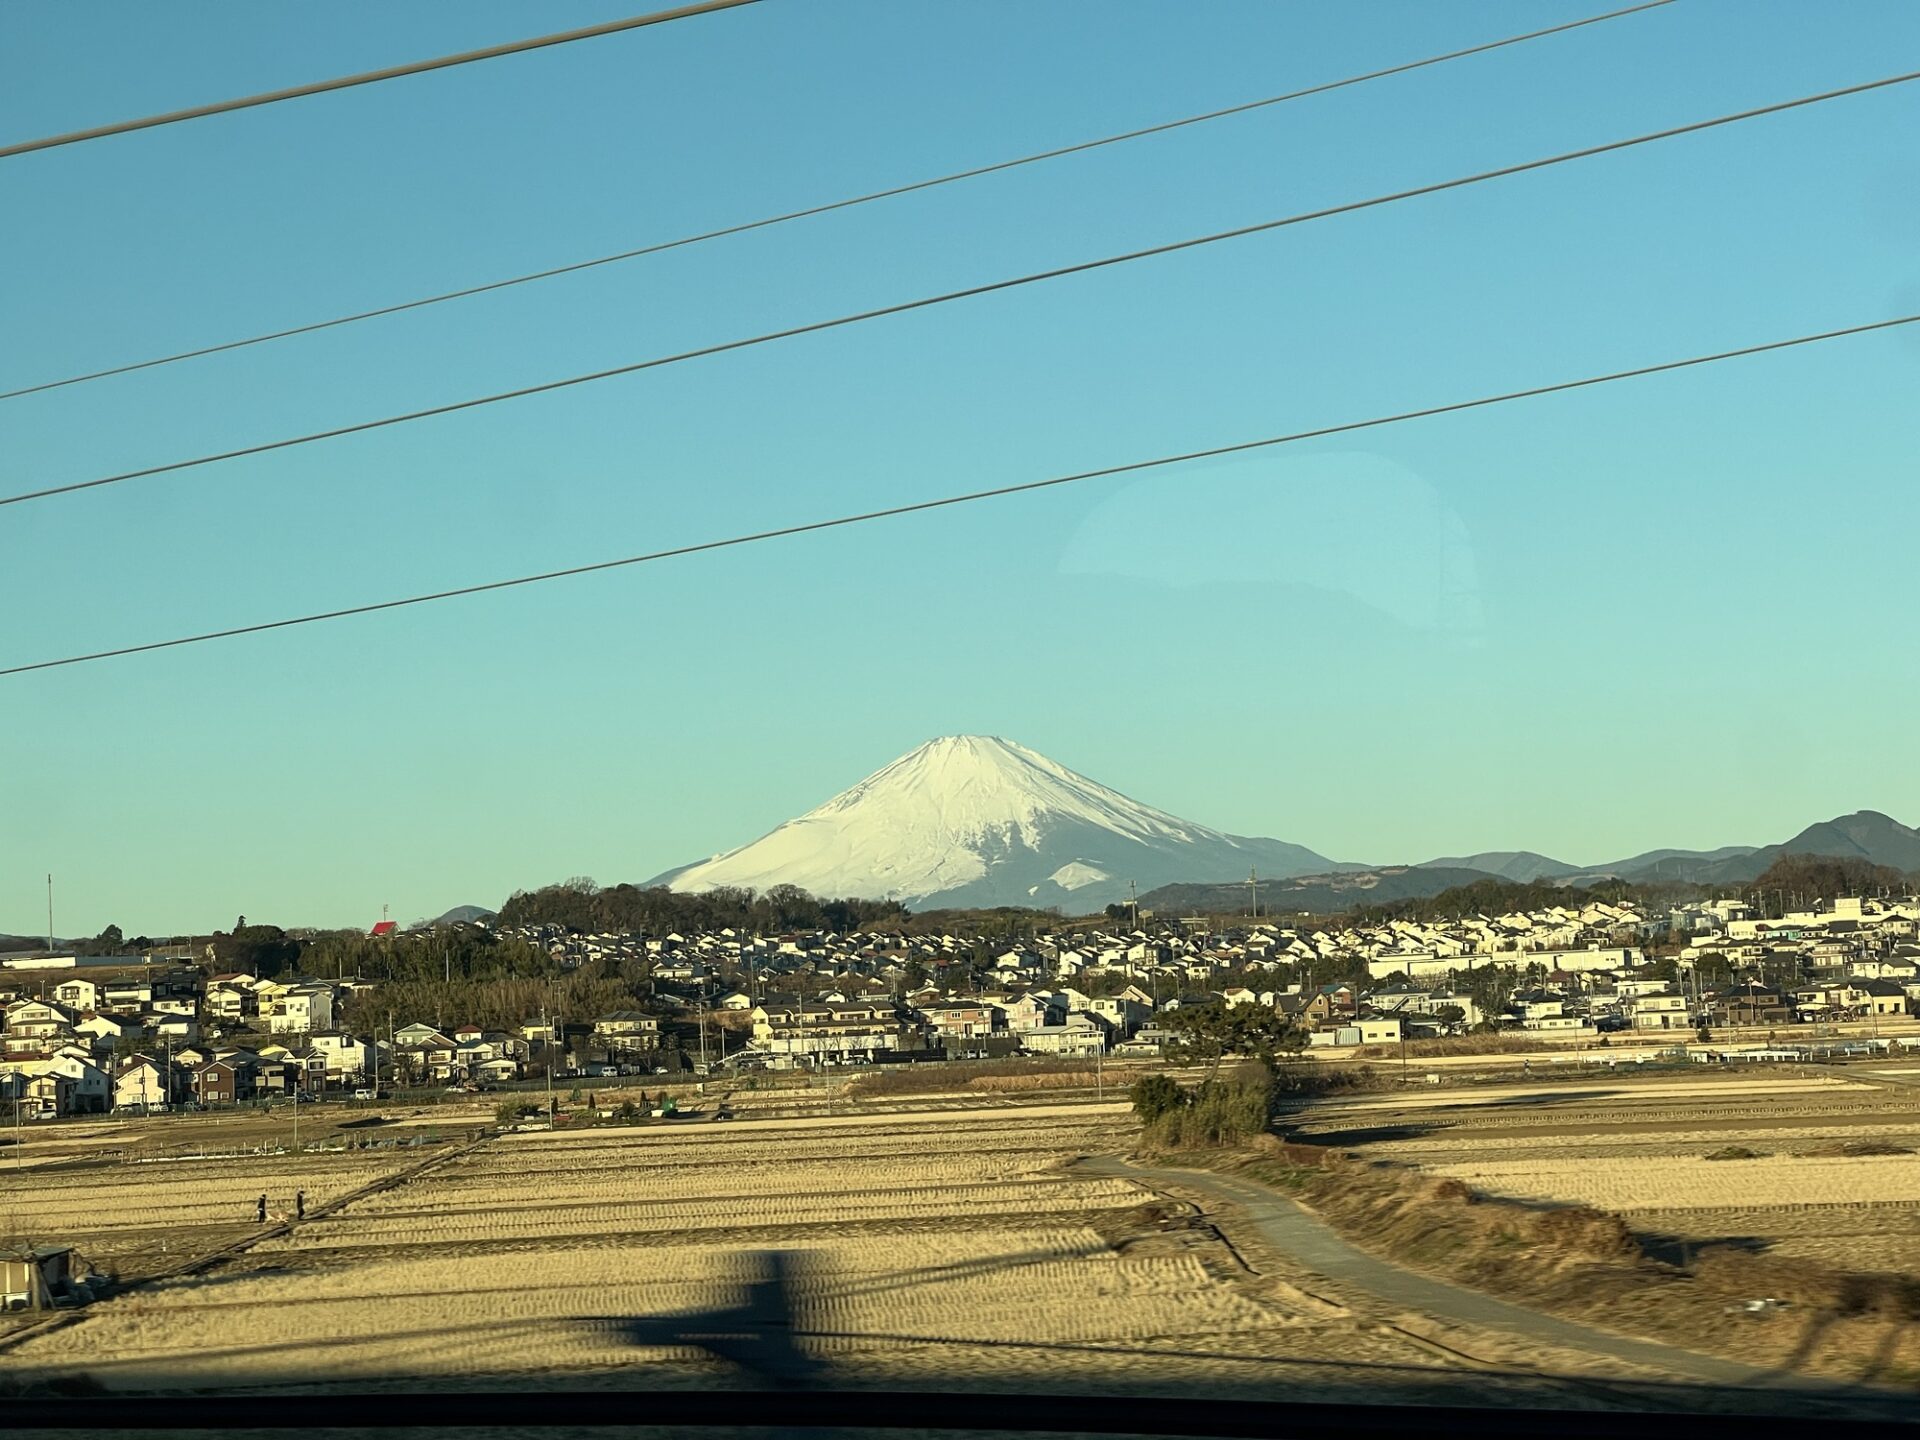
[[1248, 868, 1259, 921], [545, 986, 557, 1118], [46, 874, 53, 953]]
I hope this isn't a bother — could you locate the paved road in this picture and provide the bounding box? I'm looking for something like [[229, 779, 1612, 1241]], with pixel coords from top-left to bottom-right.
[[1082, 1155, 1778, 1390]]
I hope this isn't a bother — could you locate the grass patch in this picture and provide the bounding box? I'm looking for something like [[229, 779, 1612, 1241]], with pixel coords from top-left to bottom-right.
[[1350, 1033, 1559, 1059], [1801, 1139, 1914, 1158], [845, 1057, 1094, 1100], [1703, 1145, 1768, 1161]]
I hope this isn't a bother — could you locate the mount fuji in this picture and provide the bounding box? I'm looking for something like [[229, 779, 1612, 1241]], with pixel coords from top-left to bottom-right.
[[648, 736, 1342, 911]]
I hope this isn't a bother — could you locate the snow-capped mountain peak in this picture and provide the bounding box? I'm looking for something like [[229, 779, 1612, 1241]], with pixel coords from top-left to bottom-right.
[[649, 736, 1336, 911], [813, 735, 1206, 847]]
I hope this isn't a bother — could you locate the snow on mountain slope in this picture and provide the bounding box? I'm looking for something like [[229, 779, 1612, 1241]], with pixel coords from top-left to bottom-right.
[[649, 736, 1338, 911]]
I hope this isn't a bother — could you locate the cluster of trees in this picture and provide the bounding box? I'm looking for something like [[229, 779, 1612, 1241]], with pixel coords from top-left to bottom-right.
[[338, 972, 639, 1037], [1747, 854, 1910, 914], [498, 879, 907, 936], [300, 927, 560, 984], [1160, 1002, 1305, 1072], [207, 924, 302, 977]]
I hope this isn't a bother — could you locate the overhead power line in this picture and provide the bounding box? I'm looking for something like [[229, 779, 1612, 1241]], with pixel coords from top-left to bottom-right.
[[4, 311, 1913, 680], [5, 65, 1914, 513], [0, 0, 764, 163], [0, 0, 1679, 402]]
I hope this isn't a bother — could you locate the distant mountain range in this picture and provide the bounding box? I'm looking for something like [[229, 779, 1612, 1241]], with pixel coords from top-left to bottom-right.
[[1416, 812, 1920, 888], [1142, 812, 1920, 915], [646, 735, 1917, 918]]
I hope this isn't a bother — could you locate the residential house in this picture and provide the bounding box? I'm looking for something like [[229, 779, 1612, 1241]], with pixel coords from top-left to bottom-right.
[[1631, 992, 1690, 1030], [996, 994, 1063, 1033], [192, 1058, 251, 1105], [266, 985, 334, 1036], [1019, 1012, 1108, 1058], [591, 1012, 661, 1053], [1860, 979, 1910, 1018], [75, 1010, 140, 1047], [916, 1000, 1004, 1043], [750, 999, 926, 1065], [4, 1000, 75, 1059], [51, 978, 99, 1011], [113, 1054, 183, 1110]]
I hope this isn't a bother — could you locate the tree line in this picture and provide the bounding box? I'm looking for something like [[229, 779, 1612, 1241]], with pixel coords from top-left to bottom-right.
[[498, 879, 908, 936]]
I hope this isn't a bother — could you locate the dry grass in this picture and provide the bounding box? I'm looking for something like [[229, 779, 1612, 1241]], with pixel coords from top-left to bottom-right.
[[844, 1058, 1100, 1099], [1350, 1033, 1570, 1059], [1426, 1153, 1920, 1211], [967, 1070, 1098, 1093]]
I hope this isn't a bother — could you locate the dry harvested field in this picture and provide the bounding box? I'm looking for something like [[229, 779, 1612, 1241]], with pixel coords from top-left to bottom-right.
[[0, 1100, 1615, 1406], [1288, 1065, 1920, 1277], [0, 1124, 472, 1276]]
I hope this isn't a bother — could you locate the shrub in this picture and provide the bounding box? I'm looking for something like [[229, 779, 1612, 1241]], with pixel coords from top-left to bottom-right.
[[1530, 1204, 1638, 1260], [1704, 1145, 1766, 1161], [1803, 1139, 1913, 1158], [1144, 1065, 1273, 1150], [1128, 1074, 1186, 1123]]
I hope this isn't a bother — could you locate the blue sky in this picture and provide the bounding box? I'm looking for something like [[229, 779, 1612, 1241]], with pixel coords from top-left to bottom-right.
[[2, 1, 1917, 936]]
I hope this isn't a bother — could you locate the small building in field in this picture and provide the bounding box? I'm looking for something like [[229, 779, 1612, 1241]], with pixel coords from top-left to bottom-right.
[[1, 1246, 83, 1310]]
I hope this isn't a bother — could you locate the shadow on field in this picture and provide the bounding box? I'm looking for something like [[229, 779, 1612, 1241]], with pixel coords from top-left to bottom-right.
[[1285, 1122, 1437, 1148], [581, 1249, 824, 1386]]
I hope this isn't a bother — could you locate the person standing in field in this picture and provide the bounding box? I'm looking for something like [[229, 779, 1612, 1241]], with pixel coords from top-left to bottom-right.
[[256, 1194, 267, 1224], [295, 1191, 306, 1220]]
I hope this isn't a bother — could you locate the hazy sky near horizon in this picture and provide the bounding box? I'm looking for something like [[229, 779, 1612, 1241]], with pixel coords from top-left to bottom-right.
[[3, 1, 1918, 936]]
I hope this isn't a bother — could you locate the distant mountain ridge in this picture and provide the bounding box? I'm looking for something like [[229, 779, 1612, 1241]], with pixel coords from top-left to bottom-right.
[[0, 934, 65, 953], [1142, 866, 1494, 916], [412, 905, 498, 930], [1415, 851, 1583, 884], [1411, 811, 1917, 887]]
